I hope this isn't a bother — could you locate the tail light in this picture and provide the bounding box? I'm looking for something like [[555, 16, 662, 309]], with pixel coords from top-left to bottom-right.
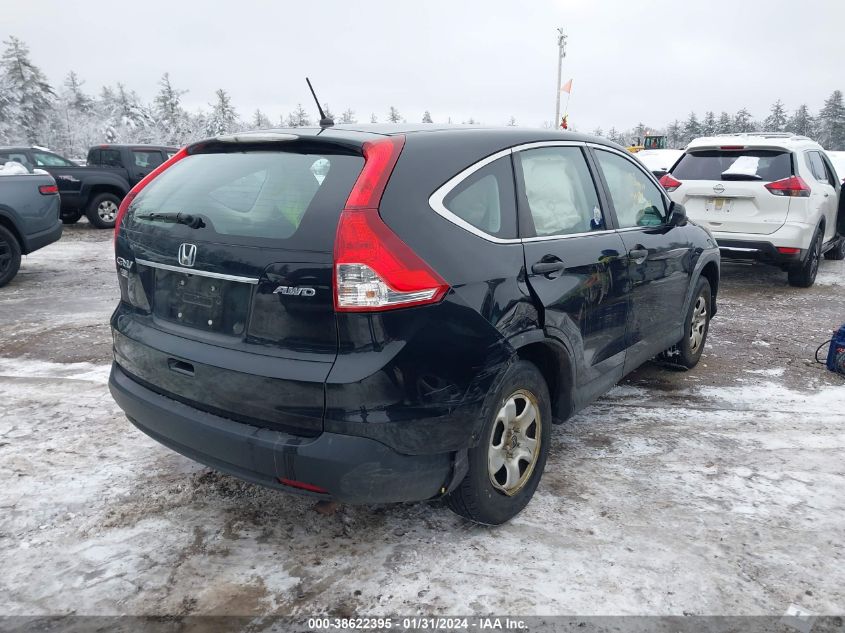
[[659, 174, 682, 192], [334, 136, 449, 312], [38, 184, 58, 195], [114, 147, 189, 244], [765, 176, 810, 198], [777, 247, 800, 255]]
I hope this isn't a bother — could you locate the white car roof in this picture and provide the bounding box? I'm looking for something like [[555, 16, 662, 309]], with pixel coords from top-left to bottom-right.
[[636, 149, 684, 171], [686, 133, 822, 152]]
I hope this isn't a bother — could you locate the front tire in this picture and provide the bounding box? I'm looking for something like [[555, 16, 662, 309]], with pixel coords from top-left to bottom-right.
[[0, 225, 22, 288], [445, 360, 551, 525], [85, 193, 121, 229], [788, 228, 822, 287]]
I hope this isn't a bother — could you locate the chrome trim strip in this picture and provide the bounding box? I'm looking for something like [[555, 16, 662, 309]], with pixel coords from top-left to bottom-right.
[[136, 259, 260, 284], [428, 147, 521, 244], [428, 140, 609, 244], [718, 247, 759, 252]]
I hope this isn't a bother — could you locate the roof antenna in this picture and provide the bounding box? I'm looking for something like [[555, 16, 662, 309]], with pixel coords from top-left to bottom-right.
[[306, 77, 334, 128]]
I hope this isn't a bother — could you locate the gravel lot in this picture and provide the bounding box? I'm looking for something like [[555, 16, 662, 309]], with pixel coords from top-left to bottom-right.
[[1, 222, 843, 617]]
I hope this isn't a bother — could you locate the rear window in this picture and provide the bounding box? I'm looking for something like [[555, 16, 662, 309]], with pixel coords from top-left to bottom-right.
[[128, 150, 364, 245], [672, 149, 792, 182]]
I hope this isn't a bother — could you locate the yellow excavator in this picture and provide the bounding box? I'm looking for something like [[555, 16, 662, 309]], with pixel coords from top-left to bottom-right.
[[627, 134, 667, 153]]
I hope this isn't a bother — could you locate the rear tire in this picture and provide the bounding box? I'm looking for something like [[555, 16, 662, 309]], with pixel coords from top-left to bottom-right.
[[61, 210, 82, 225], [823, 235, 845, 261], [85, 193, 121, 229], [663, 276, 711, 369], [445, 360, 551, 525], [788, 228, 822, 287], [0, 225, 22, 288]]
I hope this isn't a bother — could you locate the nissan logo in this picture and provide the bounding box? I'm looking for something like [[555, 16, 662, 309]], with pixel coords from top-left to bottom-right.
[[178, 243, 197, 267], [713, 184, 726, 194]]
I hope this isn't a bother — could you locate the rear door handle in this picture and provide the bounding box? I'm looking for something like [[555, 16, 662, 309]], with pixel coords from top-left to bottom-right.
[[532, 259, 566, 275], [628, 248, 649, 263]]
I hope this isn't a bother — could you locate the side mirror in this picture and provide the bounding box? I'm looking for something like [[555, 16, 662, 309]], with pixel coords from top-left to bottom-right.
[[668, 201, 687, 227]]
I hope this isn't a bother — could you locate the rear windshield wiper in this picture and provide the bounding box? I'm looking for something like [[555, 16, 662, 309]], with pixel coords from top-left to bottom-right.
[[720, 173, 762, 181], [135, 212, 205, 229]]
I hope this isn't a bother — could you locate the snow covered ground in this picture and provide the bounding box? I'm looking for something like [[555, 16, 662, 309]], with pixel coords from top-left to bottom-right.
[[1, 224, 844, 617]]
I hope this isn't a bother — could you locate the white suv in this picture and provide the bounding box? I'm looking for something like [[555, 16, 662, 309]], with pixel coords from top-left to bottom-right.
[[660, 133, 844, 287]]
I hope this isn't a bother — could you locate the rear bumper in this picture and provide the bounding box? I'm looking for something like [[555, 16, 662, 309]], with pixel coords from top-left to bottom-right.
[[716, 238, 804, 266], [109, 362, 456, 504], [21, 219, 62, 255]]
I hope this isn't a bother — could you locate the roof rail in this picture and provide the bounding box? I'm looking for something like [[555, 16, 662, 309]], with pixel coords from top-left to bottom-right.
[[709, 132, 811, 142]]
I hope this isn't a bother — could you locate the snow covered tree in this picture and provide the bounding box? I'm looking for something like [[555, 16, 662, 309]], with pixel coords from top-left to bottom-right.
[[422, 110, 433, 123], [321, 103, 334, 122], [370, 113, 378, 124], [787, 104, 814, 138], [817, 90, 845, 150], [339, 108, 356, 124], [0, 36, 55, 144], [206, 89, 238, 136], [591, 126, 603, 138], [701, 111, 717, 137], [716, 111, 732, 134], [63, 71, 93, 114], [633, 122, 647, 144], [607, 127, 622, 144], [763, 99, 788, 132], [251, 109, 271, 129], [387, 106, 401, 123], [154, 73, 188, 144], [682, 112, 701, 143], [733, 108, 756, 133], [286, 103, 310, 127], [507, 116, 517, 126], [52, 71, 100, 157], [666, 119, 683, 148]]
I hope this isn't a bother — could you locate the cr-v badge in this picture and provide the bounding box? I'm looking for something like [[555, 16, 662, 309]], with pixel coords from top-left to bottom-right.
[[178, 243, 197, 267], [273, 286, 316, 297]]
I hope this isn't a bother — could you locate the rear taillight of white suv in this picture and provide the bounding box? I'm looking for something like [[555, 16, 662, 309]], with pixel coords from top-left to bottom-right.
[[658, 174, 682, 192], [764, 176, 811, 198], [334, 136, 449, 312]]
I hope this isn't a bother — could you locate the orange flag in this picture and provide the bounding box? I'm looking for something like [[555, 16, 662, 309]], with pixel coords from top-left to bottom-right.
[[560, 79, 573, 93]]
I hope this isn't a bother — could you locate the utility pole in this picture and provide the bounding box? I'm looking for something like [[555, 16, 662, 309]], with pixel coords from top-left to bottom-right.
[[554, 27, 567, 128]]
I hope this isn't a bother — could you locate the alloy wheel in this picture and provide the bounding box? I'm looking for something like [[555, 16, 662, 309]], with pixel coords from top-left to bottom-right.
[[98, 200, 119, 222], [488, 389, 542, 496], [689, 295, 707, 354]]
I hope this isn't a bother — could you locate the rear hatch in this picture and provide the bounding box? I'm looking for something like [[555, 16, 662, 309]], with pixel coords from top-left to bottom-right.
[[113, 137, 365, 435], [668, 147, 794, 235]]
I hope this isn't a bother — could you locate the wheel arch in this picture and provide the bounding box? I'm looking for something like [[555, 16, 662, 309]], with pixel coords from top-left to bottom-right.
[[512, 337, 575, 423], [0, 209, 25, 252], [700, 260, 719, 317]]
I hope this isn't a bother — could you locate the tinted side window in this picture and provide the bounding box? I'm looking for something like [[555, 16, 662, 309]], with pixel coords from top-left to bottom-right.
[[0, 152, 33, 170], [132, 150, 165, 169], [807, 152, 834, 186], [517, 146, 604, 237], [100, 150, 123, 167], [32, 152, 74, 167], [595, 149, 667, 229], [442, 155, 517, 239]]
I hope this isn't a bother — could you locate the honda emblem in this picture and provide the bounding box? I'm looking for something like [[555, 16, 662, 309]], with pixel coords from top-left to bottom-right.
[[178, 243, 197, 267]]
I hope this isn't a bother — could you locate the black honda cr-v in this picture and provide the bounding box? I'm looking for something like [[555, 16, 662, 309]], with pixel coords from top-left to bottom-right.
[[109, 125, 720, 525]]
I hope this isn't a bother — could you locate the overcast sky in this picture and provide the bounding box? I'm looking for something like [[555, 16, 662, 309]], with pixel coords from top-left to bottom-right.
[[3, 0, 844, 131]]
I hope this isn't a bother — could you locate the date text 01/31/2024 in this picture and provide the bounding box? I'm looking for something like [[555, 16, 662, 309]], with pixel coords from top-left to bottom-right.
[[307, 617, 528, 630]]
